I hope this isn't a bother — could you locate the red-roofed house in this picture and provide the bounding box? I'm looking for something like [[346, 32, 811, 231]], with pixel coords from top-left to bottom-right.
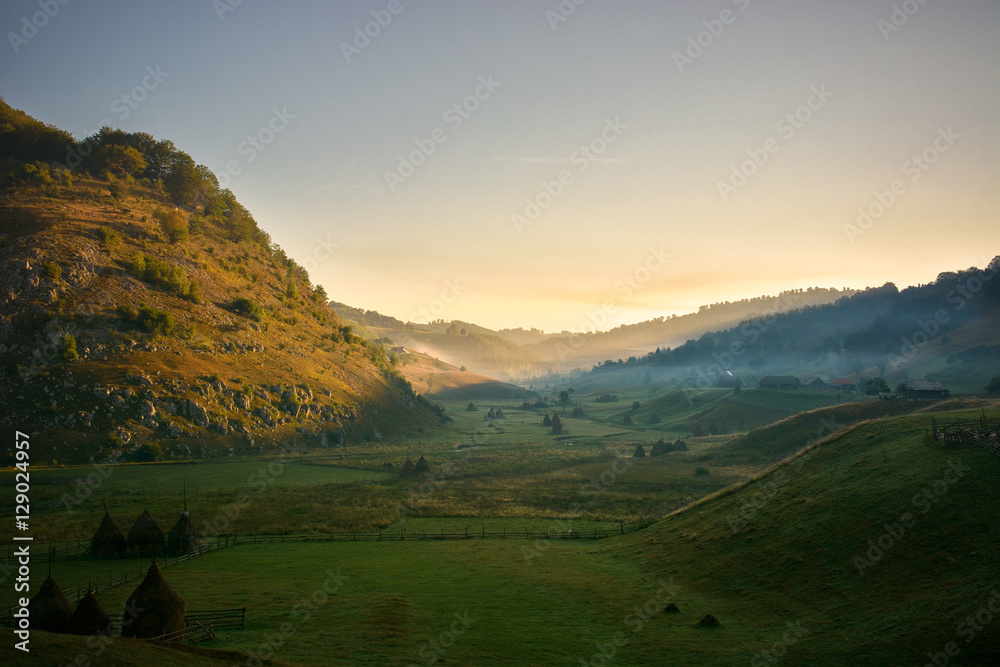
[[831, 378, 856, 391]]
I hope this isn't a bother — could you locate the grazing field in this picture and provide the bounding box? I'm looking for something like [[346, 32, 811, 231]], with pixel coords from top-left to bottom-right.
[[5, 404, 997, 665]]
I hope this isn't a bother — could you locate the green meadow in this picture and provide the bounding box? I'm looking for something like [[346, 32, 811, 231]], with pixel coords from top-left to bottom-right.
[[3, 396, 998, 664]]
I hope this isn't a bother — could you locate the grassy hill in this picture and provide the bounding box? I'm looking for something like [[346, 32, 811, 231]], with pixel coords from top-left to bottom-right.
[[608, 405, 1000, 664], [395, 349, 531, 400], [0, 103, 444, 465]]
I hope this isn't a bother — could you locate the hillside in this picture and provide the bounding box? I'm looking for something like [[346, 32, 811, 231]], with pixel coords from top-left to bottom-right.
[[521, 287, 856, 369], [610, 405, 1000, 663], [394, 349, 532, 400], [332, 289, 855, 380], [581, 268, 1000, 391], [0, 102, 444, 464], [328, 304, 544, 382]]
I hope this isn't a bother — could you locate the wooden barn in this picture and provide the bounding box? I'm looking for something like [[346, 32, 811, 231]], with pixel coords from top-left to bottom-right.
[[900, 380, 950, 400], [759, 376, 801, 390]]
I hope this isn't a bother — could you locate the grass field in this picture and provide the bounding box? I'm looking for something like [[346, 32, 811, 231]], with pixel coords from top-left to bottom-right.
[[4, 403, 997, 665]]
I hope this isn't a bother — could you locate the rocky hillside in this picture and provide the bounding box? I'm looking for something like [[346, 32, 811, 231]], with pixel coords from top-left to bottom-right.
[[0, 102, 444, 465]]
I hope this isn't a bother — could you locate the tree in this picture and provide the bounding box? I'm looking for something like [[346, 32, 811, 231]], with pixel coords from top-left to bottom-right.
[[864, 377, 891, 395], [558, 390, 571, 412], [100, 144, 147, 178], [153, 208, 189, 243], [987, 376, 1000, 395]]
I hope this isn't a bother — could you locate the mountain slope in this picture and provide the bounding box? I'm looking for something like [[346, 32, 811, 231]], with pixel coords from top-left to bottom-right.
[[0, 103, 444, 464], [608, 405, 1000, 663]]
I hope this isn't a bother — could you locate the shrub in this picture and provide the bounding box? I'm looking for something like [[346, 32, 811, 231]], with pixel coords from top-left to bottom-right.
[[136, 305, 175, 336], [96, 225, 120, 248], [43, 261, 62, 280], [231, 297, 264, 321], [129, 252, 199, 302], [116, 303, 138, 321], [60, 334, 78, 360]]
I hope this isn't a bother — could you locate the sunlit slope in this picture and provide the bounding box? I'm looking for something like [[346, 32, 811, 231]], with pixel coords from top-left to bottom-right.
[[610, 407, 1000, 664]]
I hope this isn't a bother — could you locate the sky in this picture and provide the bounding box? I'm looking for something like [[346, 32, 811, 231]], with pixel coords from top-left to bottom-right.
[[2, 0, 999, 333]]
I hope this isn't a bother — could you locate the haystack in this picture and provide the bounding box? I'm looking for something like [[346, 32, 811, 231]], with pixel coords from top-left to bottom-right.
[[414, 456, 431, 475], [466, 402, 477, 411], [120, 563, 186, 638], [697, 614, 720, 628], [494, 408, 506, 419], [623, 414, 633, 425], [88, 509, 127, 557], [542, 414, 552, 427], [633, 444, 646, 458], [486, 407, 496, 419], [28, 576, 73, 633], [667, 439, 689, 453], [663, 603, 681, 614], [167, 511, 200, 555], [126, 509, 165, 555], [400, 457, 416, 477], [71, 591, 112, 636], [550, 414, 563, 435]]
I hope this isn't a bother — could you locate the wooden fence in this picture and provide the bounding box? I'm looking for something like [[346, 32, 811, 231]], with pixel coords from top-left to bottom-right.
[[932, 415, 1000, 458]]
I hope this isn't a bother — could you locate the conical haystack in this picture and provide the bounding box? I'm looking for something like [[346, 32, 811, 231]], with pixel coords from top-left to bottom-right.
[[542, 414, 552, 427], [120, 563, 186, 638], [126, 509, 165, 555], [28, 576, 73, 633], [71, 591, 112, 636], [400, 457, 416, 477], [414, 456, 431, 475], [167, 511, 200, 555], [633, 444, 646, 458], [88, 510, 127, 557]]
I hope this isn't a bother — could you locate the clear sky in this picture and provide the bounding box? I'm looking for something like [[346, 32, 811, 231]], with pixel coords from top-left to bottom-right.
[[3, 0, 998, 332]]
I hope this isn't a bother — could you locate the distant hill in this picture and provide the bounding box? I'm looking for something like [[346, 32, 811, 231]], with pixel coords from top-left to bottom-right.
[[520, 287, 856, 369], [0, 100, 445, 464], [332, 288, 856, 381], [580, 265, 1000, 391], [329, 305, 544, 382], [395, 349, 532, 400]]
